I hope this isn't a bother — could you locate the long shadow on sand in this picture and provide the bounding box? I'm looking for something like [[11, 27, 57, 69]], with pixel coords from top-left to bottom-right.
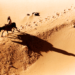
[[10, 32, 75, 57]]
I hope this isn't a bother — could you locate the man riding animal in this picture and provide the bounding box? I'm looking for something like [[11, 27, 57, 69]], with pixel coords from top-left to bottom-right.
[[0, 16, 20, 37], [5, 16, 12, 26]]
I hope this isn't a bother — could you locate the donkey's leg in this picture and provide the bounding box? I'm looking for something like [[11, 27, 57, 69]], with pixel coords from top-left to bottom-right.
[[1, 30, 4, 37], [7, 31, 9, 36], [11, 27, 15, 33], [12, 28, 15, 33]]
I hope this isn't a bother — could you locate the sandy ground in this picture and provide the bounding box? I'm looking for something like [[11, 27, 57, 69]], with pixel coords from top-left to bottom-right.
[[0, 0, 75, 75], [22, 25, 75, 75]]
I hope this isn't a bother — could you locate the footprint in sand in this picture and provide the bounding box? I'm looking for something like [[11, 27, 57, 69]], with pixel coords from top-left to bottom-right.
[[56, 12, 60, 17], [63, 11, 66, 14], [64, 9, 66, 11], [33, 21, 36, 24], [63, 9, 66, 13], [44, 17, 50, 21], [34, 28, 37, 30], [20, 25, 24, 30], [45, 18, 48, 21], [27, 13, 30, 16], [52, 16, 56, 19], [68, 8, 71, 11], [39, 20, 43, 23], [35, 24, 38, 26], [47, 16, 50, 20]]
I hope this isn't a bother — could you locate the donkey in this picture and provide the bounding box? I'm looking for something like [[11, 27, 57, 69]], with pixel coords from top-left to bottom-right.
[[0, 22, 20, 37]]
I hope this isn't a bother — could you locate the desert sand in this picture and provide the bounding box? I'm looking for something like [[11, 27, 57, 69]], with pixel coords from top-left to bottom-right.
[[0, 0, 75, 75]]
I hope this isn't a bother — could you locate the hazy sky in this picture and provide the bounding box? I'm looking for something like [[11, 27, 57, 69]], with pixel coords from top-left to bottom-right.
[[0, 0, 75, 25]]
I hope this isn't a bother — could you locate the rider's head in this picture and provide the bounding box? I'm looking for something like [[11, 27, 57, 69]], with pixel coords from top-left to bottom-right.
[[8, 16, 11, 20]]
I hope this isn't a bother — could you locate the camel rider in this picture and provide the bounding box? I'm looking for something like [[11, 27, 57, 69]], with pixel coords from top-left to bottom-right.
[[7, 16, 12, 25]]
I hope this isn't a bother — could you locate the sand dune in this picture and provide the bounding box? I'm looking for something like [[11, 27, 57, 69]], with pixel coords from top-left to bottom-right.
[[0, 0, 75, 75]]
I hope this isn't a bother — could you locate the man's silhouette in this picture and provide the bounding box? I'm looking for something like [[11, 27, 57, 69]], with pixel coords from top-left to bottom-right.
[[7, 16, 12, 25]]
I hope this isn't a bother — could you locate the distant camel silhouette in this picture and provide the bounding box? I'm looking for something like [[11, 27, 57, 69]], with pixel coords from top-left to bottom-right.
[[32, 12, 40, 16], [9, 32, 75, 57], [0, 22, 20, 37]]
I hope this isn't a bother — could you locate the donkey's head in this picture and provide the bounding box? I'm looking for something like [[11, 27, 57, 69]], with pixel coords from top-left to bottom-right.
[[0, 27, 2, 32]]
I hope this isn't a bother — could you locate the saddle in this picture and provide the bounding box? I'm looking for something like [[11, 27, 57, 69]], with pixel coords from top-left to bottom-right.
[[5, 23, 12, 26]]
